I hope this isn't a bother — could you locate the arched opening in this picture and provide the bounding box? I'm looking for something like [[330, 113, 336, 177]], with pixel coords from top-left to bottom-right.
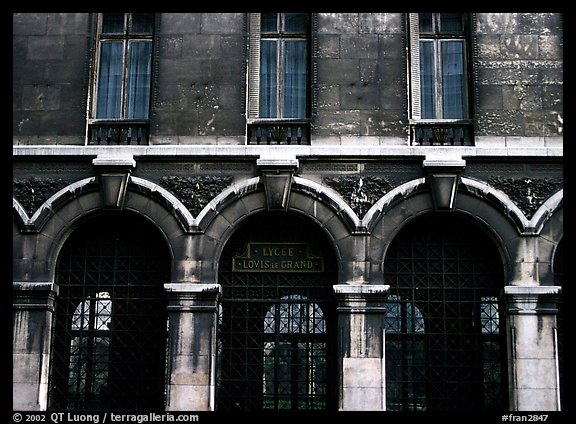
[[384, 214, 508, 411], [216, 213, 338, 411], [48, 213, 171, 410]]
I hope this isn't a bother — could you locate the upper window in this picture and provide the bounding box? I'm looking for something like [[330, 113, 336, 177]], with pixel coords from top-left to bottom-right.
[[247, 13, 312, 144], [249, 13, 310, 120], [409, 13, 470, 121], [93, 13, 154, 120]]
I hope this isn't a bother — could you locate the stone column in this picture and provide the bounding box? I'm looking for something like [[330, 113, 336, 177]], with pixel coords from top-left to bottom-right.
[[164, 283, 221, 411], [503, 285, 562, 411], [13, 282, 57, 411], [333, 284, 390, 411]]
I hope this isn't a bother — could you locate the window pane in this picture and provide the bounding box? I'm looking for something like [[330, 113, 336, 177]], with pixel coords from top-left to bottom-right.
[[261, 13, 278, 32], [419, 40, 436, 119], [284, 13, 308, 33], [284, 40, 307, 118], [440, 13, 464, 34], [260, 40, 278, 118], [101, 13, 125, 34], [441, 40, 466, 119], [131, 13, 154, 34], [96, 41, 123, 119], [126, 41, 152, 119], [480, 296, 500, 335], [419, 13, 433, 33]]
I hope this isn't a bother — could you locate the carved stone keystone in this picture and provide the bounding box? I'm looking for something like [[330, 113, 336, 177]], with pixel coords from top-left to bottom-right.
[[257, 157, 299, 211], [92, 154, 136, 209]]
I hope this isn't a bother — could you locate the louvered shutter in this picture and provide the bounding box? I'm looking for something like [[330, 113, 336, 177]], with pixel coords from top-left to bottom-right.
[[247, 13, 261, 120], [408, 13, 421, 120]]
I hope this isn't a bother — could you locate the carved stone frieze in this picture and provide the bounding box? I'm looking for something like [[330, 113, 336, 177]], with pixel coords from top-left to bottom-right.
[[158, 175, 233, 216], [13, 177, 70, 216], [488, 176, 563, 218], [323, 175, 394, 217]]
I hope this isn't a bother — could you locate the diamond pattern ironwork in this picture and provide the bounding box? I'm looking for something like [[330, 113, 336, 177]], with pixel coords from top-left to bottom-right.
[[384, 216, 507, 411], [216, 216, 337, 411], [49, 216, 169, 411]]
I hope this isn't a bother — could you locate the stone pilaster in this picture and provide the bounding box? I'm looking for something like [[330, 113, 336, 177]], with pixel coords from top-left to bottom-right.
[[13, 282, 57, 411], [503, 285, 562, 411], [333, 284, 390, 411], [164, 283, 221, 411]]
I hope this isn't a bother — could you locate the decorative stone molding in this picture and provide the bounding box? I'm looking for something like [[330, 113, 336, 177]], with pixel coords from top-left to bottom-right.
[[503, 285, 562, 315], [488, 176, 563, 219], [333, 284, 390, 314], [13, 282, 58, 311], [164, 283, 222, 312], [323, 175, 394, 217], [422, 157, 466, 211], [459, 177, 562, 236], [92, 155, 136, 209], [257, 157, 299, 210], [12, 177, 70, 216], [158, 176, 233, 216]]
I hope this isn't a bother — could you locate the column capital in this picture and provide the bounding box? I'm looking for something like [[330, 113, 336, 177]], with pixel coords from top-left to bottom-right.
[[164, 283, 221, 294], [13, 281, 58, 311], [333, 284, 390, 296], [503, 285, 562, 315], [164, 283, 221, 312], [333, 284, 390, 314]]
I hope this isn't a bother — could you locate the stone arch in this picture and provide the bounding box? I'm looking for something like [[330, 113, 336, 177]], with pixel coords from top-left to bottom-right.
[[365, 177, 565, 285], [12, 177, 98, 233], [367, 185, 517, 286], [13, 174, 365, 285], [12, 177, 188, 283], [362, 177, 563, 238], [200, 193, 353, 284], [49, 212, 171, 410], [459, 178, 563, 235], [382, 212, 509, 411], [196, 176, 372, 286], [215, 212, 340, 411]]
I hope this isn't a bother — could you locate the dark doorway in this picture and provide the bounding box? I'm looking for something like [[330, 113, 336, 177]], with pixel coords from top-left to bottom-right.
[[384, 214, 508, 411], [216, 213, 338, 411], [49, 214, 170, 410]]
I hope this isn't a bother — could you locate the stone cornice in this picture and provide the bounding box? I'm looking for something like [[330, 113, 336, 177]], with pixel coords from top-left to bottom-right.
[[12, 144, 563, 159]]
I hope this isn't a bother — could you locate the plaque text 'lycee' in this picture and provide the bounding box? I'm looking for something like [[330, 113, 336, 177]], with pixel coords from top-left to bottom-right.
[[232, 243, 324, 273]]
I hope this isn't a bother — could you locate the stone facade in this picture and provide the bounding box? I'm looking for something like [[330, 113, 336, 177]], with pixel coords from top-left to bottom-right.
[[13, 13, 563, 412]]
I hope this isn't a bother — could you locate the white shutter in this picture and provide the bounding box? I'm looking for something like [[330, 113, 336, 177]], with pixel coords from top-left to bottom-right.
[[247, 13, 261, 120], [408, 13, 421, 120]]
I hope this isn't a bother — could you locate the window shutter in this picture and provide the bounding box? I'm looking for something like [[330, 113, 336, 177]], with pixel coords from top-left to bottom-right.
[[247, 13, 261, 120], [311, 13, 318, 119], [408, 13, 421, 120]]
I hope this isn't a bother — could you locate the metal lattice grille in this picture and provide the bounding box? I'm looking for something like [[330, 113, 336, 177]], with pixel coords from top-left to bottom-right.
[[383, 216, 507, 411], [49, 216, 169, 411], [216, 216, 337, 411]]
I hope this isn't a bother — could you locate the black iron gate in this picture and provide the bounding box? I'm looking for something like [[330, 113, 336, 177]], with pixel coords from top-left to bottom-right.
[[216, 215, 337, 411], [383, 215, 508, 411], [49, 215, 169, 411]]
